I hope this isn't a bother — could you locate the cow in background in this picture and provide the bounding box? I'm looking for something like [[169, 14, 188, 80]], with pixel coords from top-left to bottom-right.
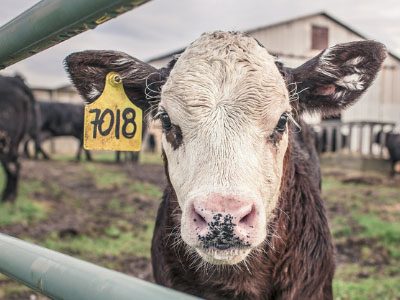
[[24, 101, 92, 161], [375, 129, 400, 176], [0, 75, 36, 202]]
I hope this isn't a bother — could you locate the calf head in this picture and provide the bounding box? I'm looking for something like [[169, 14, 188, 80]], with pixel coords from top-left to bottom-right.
[[65, 31, 386, 265]]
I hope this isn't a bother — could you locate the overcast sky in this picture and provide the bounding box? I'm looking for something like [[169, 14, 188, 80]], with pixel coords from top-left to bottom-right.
[[1, 0, 399, 88]]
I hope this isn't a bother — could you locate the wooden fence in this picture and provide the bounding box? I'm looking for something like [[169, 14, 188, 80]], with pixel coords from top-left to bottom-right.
[[313, 121, 396, 158]]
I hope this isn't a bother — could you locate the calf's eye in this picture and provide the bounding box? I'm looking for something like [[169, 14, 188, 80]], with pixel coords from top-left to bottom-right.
[[159, 112, 172, 130], [275, 112, 289, 132]]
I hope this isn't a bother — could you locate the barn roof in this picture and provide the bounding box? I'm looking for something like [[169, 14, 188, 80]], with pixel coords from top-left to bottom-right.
[[147, 11, 400, 63]]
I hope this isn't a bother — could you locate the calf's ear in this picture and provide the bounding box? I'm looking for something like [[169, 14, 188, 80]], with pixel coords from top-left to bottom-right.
[[283, 41, 387, 116], [64, 50, 169, 111]]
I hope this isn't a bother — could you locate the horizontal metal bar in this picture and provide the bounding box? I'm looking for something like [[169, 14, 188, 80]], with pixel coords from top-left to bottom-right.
[[0, 0, 149, 69], [0, 233, 199, 300]]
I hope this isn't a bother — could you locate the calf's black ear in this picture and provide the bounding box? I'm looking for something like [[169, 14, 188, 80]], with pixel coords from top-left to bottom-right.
[[282, 41, 387, 116], [64, 50, 169, 111]]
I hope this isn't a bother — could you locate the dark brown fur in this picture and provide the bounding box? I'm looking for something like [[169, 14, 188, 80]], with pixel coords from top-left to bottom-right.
[[152, 121, 335, 300], [165, 124, 183, 150]]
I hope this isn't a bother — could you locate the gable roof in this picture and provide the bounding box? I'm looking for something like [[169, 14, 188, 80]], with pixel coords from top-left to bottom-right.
[[147, 11, 400, 63]]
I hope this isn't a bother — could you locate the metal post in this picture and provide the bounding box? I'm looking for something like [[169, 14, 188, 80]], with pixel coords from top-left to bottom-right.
[[0, 234, 199, 300], [0, 0, 149, 69], [335, 125, 342, 153], [326, 126, 333, 153], [348, 123, 353, 154], [368, 124, 374, 157], [358, 123, 363, 155]]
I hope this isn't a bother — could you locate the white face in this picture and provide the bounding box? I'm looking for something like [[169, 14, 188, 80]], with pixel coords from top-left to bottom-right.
[[159, 32, 291, 265]]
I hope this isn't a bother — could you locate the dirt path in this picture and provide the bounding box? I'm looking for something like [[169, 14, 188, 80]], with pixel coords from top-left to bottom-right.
[[3, 160, 165, 241], [1, 159, 167, 299]]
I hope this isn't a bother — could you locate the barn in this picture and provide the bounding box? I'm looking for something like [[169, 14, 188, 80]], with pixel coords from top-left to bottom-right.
[[148, 12, 400, 156], [29, 11, 400, 157]]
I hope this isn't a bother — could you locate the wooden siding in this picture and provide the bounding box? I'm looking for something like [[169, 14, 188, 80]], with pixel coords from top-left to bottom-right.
[[149, 14, 400, 125]]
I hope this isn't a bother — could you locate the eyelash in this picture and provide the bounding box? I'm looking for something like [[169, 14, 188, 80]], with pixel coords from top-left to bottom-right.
[[275, 112, 289, 132], [155, 109, 172, 131], [268, 112, 290, 144]]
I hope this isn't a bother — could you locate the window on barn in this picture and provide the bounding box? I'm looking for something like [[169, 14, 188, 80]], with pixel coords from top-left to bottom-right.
[[311, 25, 329, 50]]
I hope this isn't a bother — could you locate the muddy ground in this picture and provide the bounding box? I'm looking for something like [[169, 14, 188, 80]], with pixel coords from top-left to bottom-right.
[[0, 157, 399, 299]]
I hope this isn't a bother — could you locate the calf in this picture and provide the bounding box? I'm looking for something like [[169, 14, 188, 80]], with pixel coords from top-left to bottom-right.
[[24, 101, 92, 161], [65, 32, 385, 299], [0, 75, 35, 202]]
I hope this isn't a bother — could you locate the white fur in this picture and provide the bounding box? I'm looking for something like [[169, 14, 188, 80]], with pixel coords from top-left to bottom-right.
[[345, 56, 364, 66], [113, 57, 131, 65], [318, 47, 366, 96], [316, 48, 338, 79], [87, 86, 100, 99], [336, 74, 364, 90], [159, 32, 291, 264], [333, 90, 346, 101], [121, 67, 138, 79]]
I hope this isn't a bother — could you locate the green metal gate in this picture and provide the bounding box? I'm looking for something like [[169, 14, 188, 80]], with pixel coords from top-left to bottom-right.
[[0, 234, 197, 300], [0, 1, 199, 299], [0, 0, 147, 69]]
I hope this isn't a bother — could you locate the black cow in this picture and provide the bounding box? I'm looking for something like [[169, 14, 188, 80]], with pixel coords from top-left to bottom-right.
[[376, 130, 400, 176], [24, 101, 92, 161], [0, 75, 36, 202]]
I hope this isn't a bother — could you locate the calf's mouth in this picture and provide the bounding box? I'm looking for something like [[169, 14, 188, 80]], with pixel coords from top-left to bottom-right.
[[196, 246, 252, 265]]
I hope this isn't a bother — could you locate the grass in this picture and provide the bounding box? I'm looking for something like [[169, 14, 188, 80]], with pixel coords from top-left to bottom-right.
[[107, 198, 136, 215], [322, 173, 400, 299], [84, 161, 162, 198], [139, 152, 163, 165], [129, 182, 162, 198], [42, 220, 154, 259], [355, 214, 400, 259], [334, 276, 400, 300], [84, 162, 128, 189], [0, 171, 49, 227], [52, 151, 163, 165]]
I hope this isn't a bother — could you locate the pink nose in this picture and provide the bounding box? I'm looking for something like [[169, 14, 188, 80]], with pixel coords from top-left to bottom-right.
[[188, 194, 259, 249]]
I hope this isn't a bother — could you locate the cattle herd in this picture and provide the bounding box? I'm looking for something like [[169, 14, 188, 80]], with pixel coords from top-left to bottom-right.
[[0, 30, 398, 299], [0, 76, 92, 202], [0, 78, 159, 202]]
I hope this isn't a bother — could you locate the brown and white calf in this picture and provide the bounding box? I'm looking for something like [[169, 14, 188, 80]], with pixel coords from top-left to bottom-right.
[[65, 31, 386, 299]]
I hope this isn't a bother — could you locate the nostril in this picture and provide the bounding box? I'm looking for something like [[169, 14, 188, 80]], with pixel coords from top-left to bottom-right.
[[193, 207, 207, 226], [239, 205, 256, 226]]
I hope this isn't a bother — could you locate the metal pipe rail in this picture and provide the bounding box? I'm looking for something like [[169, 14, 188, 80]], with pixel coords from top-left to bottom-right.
[[0, 0, 149, 69], [0, 1, 200, 298], [0, 233, 198, 300]]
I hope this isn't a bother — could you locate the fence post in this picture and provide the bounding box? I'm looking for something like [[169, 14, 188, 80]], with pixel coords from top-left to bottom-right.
[[335, 125, 342, 153], [368, 123, 374, 157]]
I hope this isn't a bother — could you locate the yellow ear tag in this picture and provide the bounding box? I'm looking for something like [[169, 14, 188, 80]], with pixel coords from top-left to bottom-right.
[[83, 72, 142, 151]]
